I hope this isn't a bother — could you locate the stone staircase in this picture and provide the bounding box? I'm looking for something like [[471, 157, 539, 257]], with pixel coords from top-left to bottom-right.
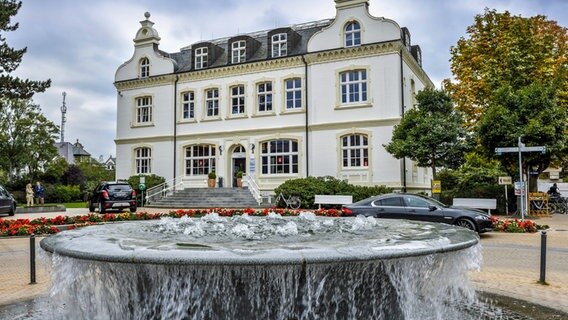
[[146, 187, 263, 209]]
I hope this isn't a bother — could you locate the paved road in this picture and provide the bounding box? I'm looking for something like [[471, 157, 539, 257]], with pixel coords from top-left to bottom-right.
[[1, 208, 568, 315]]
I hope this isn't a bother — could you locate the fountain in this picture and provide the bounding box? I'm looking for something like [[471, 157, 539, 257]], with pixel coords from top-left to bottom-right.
[[40, 213, 482, 319]]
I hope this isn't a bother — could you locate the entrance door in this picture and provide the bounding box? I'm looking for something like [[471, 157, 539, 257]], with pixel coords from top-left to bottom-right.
[[231, 145, 246, 187]]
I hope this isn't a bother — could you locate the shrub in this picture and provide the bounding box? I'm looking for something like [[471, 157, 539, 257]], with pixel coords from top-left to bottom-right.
[[46, 184, 82, 203], [274, 176, 391, 209], [208, 171, 216, 179]]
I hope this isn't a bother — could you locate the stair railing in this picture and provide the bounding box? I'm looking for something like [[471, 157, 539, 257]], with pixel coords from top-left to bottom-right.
[[244, 175, 262, 205], [145, 175, 184, 204]]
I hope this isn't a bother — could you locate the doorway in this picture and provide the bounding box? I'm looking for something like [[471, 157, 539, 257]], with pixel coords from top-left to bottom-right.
[[231, 145, 246, 187]]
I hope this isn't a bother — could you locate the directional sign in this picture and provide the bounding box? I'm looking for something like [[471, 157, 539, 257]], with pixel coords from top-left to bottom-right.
[[139, 183, 146, 191], [498, 176, 512, 185], [495, 146, 546, 154]]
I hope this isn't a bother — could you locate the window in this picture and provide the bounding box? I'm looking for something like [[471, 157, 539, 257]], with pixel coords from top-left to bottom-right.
[[404, 196, 431, 208], [135, 96, 152, 123], [181, 91, 195, 120], [271, 33, 287, 58], [205, 88, 219, 117], [231, 40, 246, 63], [195, 47, 208, 69], [345, 22, 361, 47], [340, 70, 367, 104], [230, 85, 245, 115], [285, 78, 302, 109], [261, 139, 298, 174], [341, 134, 368, 168], [185, 145, 216, 175], [375, 197, 404, 207], [139, 58, 149, 78], [135, 147, 151, 174], [257, 82, 272, 112]]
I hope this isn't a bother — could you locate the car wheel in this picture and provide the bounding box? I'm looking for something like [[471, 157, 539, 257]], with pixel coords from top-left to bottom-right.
[[88, 201, 95, 212], [130, 206, 137, 213], [98, 202, 106, 214], [455, 218, 476, 232], [9, 203, 15, 216]]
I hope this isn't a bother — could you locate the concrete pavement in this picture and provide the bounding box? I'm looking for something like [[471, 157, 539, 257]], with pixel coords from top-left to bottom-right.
[[1, 208, 568, 316]]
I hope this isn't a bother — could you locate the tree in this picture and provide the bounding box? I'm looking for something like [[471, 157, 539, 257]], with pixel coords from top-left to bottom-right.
[[443, 9, 568, 125], [78, 161, 114, 193], [0, 99, 59, 181], [384, 88, 470, 179], [0, 1, 55, 181], [477, 82, 567, 190], [0, 1, 51, 99]]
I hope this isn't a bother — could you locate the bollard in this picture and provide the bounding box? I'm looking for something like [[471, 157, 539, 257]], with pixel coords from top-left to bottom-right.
[[30, 234, 36, 284], [539, 231, 547, 284]]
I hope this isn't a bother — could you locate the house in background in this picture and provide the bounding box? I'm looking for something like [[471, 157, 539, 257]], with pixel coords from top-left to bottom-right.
[[103, 156, 116, 171], [54, 139, 92, 164], [114, 0, 434, 195]]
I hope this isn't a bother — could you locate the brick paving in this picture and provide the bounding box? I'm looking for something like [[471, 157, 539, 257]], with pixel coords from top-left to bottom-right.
[[1, 208, 567, 314]]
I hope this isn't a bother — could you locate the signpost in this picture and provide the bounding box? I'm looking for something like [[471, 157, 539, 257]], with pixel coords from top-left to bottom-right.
[[139, 176, 146, 207], [495, 138, 546, 220], [498, 176, 512, 214]]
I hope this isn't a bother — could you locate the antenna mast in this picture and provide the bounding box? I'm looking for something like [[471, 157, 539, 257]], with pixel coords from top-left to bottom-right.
[[60, 92, 67, 143]]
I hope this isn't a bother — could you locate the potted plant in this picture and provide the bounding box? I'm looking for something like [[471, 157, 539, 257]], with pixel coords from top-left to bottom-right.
[[236, 171, 244, 188], [208, 171, 216, 188]]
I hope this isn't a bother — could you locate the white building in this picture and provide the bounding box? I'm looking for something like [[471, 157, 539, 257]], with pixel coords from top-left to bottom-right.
[[114, 0, 433, 195]]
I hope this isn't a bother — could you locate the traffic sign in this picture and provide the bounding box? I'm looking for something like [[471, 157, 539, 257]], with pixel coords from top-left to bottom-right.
[[498, 176, 512, 185], [139, 183, 146, 191], [495, 146, 546, 154], [432, 180, 441, 194]]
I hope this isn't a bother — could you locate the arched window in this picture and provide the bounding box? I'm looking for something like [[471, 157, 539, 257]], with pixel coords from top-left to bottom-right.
[[185, 145, 216, 175], [260, 139, 298, 174], [345, 22, 361, 47], [135, 147, 152, 174], [139, 57, 149, 78], [341, 134, 368, 168]]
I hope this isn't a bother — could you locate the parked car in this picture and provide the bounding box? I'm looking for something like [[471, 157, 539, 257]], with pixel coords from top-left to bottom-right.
[[0, 184, 16, 216], [341, 193, 493, 233], [88, 181, 137, 214]]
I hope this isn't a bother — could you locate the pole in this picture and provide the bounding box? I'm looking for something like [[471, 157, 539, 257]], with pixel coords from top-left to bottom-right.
[[30, 234, 36, 284], [518, 137, 524, 220], [505, 185, 509, 215], [539, 231, 547, 284]]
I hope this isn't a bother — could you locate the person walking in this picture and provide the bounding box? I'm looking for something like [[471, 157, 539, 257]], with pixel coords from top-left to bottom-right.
[[25, 183, 34, 206], [34, 181, 45, 205]]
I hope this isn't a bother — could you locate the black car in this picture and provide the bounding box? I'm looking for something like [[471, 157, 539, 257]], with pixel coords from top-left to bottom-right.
[[0, 185, 16, 216], [341, 193, 493, 233], [88, 181, 137, 214]]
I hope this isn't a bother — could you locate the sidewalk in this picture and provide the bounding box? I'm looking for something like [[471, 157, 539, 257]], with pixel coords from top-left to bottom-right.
[[1, 209, 568, 315]]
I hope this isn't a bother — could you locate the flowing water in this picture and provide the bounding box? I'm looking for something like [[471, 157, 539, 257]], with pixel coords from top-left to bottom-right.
[[37, 212, 492, 319]]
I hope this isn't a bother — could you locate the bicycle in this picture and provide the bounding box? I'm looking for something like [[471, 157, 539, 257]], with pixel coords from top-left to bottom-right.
[[548, 195, 568, 214], [274, 193, 301, 210]]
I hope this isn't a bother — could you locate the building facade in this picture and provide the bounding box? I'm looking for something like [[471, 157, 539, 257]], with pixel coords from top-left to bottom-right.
[[114, 0, 433, 194]]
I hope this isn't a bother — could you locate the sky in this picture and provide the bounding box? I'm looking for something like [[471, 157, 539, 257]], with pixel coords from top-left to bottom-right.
[[4, 0, 568, 162]]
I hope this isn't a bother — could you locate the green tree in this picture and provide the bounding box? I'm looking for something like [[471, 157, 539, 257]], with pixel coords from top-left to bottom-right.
[[78, 161, 114, 193], [477, 83, 567, 190], [384, 88, 470, 179], [443, 8, 568, 125], [42, 157, 69, 184], [0, 1, 55, 181]]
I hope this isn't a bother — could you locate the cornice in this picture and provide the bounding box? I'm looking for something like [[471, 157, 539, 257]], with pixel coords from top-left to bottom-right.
[[115, 74, 176, 91], [304, 41, 401, 65]]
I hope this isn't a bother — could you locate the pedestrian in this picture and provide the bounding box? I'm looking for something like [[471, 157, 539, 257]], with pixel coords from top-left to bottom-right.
[[548, 183, 560, 197], [34, 181, 45, 205], [25, 183, 34, 206]]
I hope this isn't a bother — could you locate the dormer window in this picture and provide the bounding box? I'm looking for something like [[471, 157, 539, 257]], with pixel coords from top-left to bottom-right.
[[139, 57, 149, 78], [195, 47, 208, 69], [232, 40, 246, 63], [271, 33, 287, 58], [345, 21, 361, 47]]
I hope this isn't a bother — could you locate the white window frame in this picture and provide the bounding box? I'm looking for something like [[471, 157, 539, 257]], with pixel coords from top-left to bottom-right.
[[195, 47, 208, 69], [205, 88, 219, 118], [139, 57, 149, 78], [135, 96, 152, 124], [340, 70, 367, 104], [185, 145, 216, 176], [135, 147, 152, 174], [345, 21, 361, 47], [230, 85, 245, 115], [341, 134, 369, 168], [284, 78, 302, 110], [257, 82, 273, 112], [231, 40, 246, 63], [260, 139, 299, 175], [271, 33, 287, 58], [181, 91, 195, 120]]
